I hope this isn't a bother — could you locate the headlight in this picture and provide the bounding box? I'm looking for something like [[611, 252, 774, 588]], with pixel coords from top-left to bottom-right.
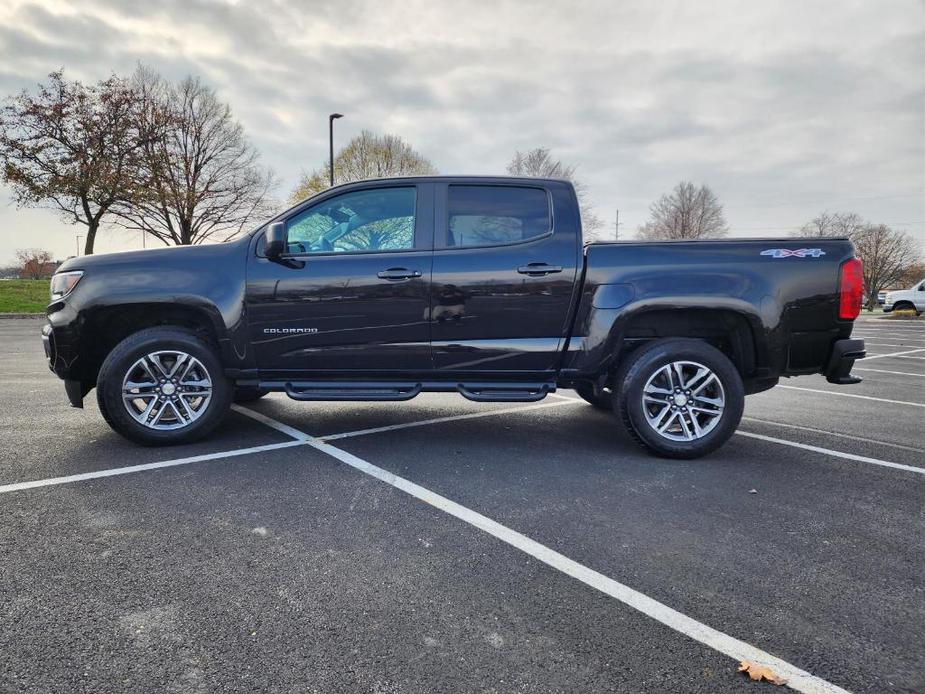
[[50, 271, 84, 300]]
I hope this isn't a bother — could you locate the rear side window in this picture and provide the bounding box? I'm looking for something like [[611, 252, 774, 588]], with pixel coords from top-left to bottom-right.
[[447, 185, 550, 247]]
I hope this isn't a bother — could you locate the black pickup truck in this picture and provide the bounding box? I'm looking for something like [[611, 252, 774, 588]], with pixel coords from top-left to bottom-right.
[[42, 176, 865, 458]]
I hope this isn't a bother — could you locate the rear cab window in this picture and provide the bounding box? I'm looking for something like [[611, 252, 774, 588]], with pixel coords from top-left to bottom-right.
[[446, 185, 550, 248]]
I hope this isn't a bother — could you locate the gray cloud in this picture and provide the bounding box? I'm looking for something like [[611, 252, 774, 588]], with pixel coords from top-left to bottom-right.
[[0, 0, 922, 261]]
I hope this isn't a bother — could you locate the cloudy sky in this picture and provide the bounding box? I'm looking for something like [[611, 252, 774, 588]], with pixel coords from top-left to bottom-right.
[[0, 0, 922, 263]]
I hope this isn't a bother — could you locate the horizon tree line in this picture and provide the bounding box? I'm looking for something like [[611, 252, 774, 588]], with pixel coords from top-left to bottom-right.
[[1, 69, 920, 301]]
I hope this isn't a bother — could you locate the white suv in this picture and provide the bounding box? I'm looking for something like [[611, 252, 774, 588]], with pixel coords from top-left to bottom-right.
[[883, 279, 925, 315]]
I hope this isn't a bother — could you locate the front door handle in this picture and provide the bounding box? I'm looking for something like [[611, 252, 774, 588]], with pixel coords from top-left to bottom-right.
[[377, 268, 422, 280], [517, 263, 563, 276]]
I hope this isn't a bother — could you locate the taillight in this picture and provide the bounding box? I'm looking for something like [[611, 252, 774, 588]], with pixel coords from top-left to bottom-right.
[[838, 257, 863, 320]]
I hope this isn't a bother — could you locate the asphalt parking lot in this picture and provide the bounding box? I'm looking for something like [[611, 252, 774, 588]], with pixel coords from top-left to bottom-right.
[[1, 316, 922, 693]]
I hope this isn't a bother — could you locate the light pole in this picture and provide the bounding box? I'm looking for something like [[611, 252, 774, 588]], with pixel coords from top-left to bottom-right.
[[329, 113, 343, 187], [76, 235, 83, 256]]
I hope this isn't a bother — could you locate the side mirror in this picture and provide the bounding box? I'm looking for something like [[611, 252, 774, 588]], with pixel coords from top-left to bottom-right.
[[265, 222, 287, 259]]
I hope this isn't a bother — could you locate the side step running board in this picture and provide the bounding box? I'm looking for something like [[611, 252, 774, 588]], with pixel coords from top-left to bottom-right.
[[284, 382, 422, 401], [457, 382, 552, 402], [264, 380, 556, 403]]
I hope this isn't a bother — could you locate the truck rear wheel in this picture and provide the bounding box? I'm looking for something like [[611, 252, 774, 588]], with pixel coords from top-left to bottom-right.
[[96, 327, 232, 446], [613, 338, 744, 459]]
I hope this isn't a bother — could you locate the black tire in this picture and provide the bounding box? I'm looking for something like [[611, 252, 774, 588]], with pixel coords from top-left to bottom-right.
[[96, 327, 232, 446], [575, 382, 613, 410], [893, 301, 919, 315], [233, 387, 269, 404], [613, 338, 744, 459]]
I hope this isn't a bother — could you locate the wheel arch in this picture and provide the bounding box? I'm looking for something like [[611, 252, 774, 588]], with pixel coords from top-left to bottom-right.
[[79, 301, 226, 385], [565, 300, 765, 386]]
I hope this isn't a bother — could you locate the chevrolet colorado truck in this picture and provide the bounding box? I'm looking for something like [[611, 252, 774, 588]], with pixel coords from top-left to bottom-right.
[[42, 176, 866, 458]]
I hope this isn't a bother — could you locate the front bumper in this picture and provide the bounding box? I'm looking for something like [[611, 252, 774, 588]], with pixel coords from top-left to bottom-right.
[[824, 338, 865, 385], [43, 317, 91, 407], [41, 323, 53, 364]]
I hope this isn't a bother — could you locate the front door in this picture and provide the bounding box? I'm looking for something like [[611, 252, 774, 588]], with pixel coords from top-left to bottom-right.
[[245, 183, 434, 377], [429, 182, 580, 377]]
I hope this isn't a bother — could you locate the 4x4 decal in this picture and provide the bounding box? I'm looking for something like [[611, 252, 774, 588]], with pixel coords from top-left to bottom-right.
[[760, 248, 826, 258]]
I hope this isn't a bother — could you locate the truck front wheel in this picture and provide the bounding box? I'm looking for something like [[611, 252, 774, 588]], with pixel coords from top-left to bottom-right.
[[613, 339, 744, 459], [96, 327, 232, 446]]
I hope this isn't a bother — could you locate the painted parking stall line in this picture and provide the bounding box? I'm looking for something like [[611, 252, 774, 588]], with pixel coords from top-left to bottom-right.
[[318, 399, 582, 441], [736, 431, 925, 475], [777, 385, 925, 408], [740, 416, 925, 454], [0, 440, 305, 495], [549, 392, 922, 474], [858, 348, 925, 361], [235, 407, 849, 694], [853, 367, 925, 378], [230, 403, 314, 440], [859, 342, 919, 348], [853, 334, 925, 342]]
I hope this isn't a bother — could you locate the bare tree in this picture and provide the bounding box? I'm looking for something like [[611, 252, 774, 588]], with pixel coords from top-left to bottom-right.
[[506, 147, 604, 238], [897, 261, 925, 288], [113, 68, 276, 245], [636, 181, 728, 240], [291, 131, 436, 203], [15, 248, 55, 279], [795, 211, 866, 238], [851, 224, 922, 310], [0, 71, 148, 254]]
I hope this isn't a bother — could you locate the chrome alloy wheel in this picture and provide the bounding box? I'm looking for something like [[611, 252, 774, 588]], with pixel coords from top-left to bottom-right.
[[641, 360, 725, 442], [121, 350, 213, 430]]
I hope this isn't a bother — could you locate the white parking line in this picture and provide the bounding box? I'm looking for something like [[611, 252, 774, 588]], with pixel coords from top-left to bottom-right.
[[736, 432, 924, 475], [854, 334, 925, 342], [859, 348, 925, 361], [236, 408, 847, 694], [740, 416, 925, 454], [853, 367, 925, 378], [318, 399, 582, 441], [861, 342, 920, 348], [0, 440, 304, 495], [230, 403, 313, 440], [0, 394, 854, 689], [777, 385, 925, 408]]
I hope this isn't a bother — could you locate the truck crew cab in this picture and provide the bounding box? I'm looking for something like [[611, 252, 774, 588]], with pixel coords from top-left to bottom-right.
[[42, 176, 866, 458]]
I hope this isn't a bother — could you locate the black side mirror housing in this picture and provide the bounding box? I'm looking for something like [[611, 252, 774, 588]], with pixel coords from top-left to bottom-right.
[[265, 222, 287, 259]]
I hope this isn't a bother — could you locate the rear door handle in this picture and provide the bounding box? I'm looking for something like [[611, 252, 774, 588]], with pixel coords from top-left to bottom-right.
[[517, 263, 563, 276], [377, 268, 422, 280]]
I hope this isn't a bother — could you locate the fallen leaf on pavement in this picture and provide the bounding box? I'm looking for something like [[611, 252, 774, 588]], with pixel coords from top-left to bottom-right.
[[738, 661, 787, 685]]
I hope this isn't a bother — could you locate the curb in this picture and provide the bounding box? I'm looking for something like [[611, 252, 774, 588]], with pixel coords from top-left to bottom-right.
[[0, 313, 45, 319]]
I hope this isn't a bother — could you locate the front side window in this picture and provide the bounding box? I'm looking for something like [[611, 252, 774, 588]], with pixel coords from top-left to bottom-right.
[[447, 185, 550, 247], [286, 187, 416, 254]]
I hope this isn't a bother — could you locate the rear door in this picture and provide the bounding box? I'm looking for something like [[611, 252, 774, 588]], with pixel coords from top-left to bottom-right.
[[245, 182, 434, 377], [429, 181, 580, 376]]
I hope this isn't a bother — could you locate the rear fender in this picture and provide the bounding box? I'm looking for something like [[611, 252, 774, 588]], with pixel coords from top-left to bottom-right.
[[564, 297, 768, 377]]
